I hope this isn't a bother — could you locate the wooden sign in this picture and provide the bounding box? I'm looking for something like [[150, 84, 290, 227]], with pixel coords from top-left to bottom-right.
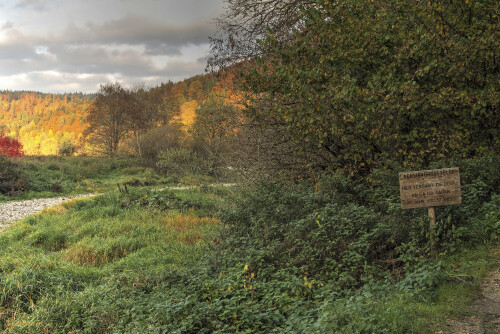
[[399, 168, 461, 209]]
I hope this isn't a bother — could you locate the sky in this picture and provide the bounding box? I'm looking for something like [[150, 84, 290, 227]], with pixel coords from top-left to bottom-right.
[[0, 0, 226, 93]]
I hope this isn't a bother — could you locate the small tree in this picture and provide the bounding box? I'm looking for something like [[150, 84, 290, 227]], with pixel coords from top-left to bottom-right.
[[192, 93, 239, 174], [0, 136, 24, 157], [58, 138, 76, 156]]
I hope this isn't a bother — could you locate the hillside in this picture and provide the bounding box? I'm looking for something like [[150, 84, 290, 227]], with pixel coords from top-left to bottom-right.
[[0, 74, 220, 156], [0, 91, 92, 155]]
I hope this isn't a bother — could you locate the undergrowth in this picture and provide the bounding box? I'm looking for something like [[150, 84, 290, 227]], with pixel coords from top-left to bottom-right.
[[0, 156, 172, 201], [0, 155, 497, 333]]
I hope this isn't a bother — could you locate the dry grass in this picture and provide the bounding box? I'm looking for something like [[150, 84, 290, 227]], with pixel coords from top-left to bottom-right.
[[63, 245, 128, 266], [163, 212, 218, 244]]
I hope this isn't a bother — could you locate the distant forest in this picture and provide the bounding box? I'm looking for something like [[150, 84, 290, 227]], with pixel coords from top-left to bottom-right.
[[0, 73, 220, 156]]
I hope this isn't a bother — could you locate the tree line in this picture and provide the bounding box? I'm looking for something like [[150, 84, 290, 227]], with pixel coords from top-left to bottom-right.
[[3, 0, 497, 179], [82, 75, 240, 177]]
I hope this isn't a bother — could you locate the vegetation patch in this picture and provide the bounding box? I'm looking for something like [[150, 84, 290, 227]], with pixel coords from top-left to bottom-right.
[[0, 156, 497, 332]]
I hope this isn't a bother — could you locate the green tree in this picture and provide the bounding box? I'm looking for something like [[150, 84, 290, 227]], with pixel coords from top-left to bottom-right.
[[220, 0, 499, 174], [192, 92, 240, 174]]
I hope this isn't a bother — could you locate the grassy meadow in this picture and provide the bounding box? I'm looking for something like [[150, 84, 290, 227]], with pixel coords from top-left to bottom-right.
[[0, 156, 220, 202], [0, 155, 498, 333]]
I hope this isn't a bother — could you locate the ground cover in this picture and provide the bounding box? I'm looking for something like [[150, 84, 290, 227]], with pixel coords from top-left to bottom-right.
[[0, 155, 497, 333], [0, 185, 229, 333], [0, 156, 176, 202]]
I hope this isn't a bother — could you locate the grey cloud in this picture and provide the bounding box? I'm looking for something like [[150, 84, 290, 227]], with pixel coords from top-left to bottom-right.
[[12, 71, 112, 93], [196, 55, 209, 64], [15, 0, 49, 11], [144, 42, 182, 56], [51, 45, 158, 77], [158, 59, 205, 78], [59, 15, 215, 54], [0, 27, 54, 62], [0, 0, 225, 92], [1, 21, 14, 30]]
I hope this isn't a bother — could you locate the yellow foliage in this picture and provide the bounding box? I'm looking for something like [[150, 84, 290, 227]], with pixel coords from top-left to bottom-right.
[[174, 100, 199, 128], [163, 213, 217, 244], [164, 212, 216, 231]]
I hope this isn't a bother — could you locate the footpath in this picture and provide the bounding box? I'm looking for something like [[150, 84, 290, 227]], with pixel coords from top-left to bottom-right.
[[0, 194, 93, 232], [441, 248, 500, 334]]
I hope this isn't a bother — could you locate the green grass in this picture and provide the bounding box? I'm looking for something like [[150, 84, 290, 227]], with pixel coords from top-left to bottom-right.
[[0, 156, 228, 203], [416, 246, 500, 333], [1, 186, 495, 333], [0, 156, 498, 332], [0, 156, 175, 202], [0, 187, 230, 333]]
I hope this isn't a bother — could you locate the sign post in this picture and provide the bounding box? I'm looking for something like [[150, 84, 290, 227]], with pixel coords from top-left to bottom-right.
[[428, 206, 436, 258], [399, 168, 461, 258]]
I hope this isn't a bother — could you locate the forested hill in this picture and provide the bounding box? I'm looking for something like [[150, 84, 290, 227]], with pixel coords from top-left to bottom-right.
[[0, 74, 218, 156], [0, 91, 92, 155]]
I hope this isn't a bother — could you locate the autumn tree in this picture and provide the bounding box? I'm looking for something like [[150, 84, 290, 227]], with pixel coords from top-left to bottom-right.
[[0, 91, 91, 156], [83, 82, 135, 156], [187, 80, 204, 101], [0, 136, 24, 157]]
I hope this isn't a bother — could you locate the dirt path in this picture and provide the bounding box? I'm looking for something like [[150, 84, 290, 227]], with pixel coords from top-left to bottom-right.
[[442, 252, 500, 334]]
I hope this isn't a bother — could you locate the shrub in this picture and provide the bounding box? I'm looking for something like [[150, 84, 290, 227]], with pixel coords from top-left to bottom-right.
[[0, 136, 24, 157], [0, 156, 27, 195], [215, 179, 401, 287], [136, 125, 186, 162], [215, 156, 500, 286], [58, 139, 76, 156], [156, 147, 209, 177]]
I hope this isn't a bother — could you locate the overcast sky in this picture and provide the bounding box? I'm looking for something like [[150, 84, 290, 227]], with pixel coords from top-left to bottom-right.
[[0, 0, 225, 93]]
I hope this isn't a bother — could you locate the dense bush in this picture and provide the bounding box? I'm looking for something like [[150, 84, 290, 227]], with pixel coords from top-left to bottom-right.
[[156, 147, 209, 177], [0, 156, 27, 195], [0, 135, 24, 157], [215, 156, 499, 284], [134, 124, 186, 162]]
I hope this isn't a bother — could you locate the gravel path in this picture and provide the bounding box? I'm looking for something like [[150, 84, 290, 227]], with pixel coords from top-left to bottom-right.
[[0, 194, 93, 232], [0, 183, 236, 232]]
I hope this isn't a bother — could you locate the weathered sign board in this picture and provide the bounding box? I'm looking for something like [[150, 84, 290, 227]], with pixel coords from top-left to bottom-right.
[[399, 168, 461, 209], [399, 167, 461, 258]]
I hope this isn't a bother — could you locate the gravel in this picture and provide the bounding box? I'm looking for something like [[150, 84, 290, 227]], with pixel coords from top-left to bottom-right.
[[0, 184, 236, 232], [0, 194, 94, 232]]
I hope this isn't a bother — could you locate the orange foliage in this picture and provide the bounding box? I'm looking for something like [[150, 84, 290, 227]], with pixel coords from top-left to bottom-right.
[[0, 73, 240, 155], [0, 91, 91, 155]]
